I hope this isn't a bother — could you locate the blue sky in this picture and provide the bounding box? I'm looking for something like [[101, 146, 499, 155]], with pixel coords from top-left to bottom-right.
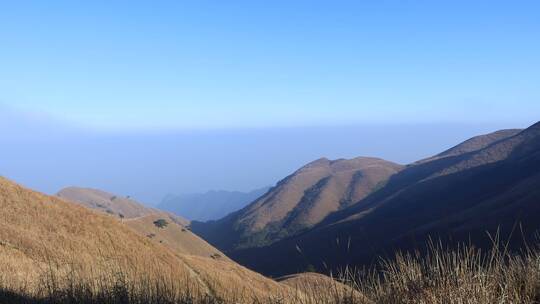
[[1, 1, 539, 204], [1, 1, 539, 130]]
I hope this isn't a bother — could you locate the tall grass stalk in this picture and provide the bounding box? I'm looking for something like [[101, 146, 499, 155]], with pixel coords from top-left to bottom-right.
[[1, 239, 539, 304]]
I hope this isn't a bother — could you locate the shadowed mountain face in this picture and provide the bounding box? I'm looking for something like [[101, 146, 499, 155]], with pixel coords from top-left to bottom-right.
[[415, 129, 522, 164], [158, 187, 270, 221], [192, 157, 403, 250], [224, 123, 540, 276], [57, 187, 188, 226]]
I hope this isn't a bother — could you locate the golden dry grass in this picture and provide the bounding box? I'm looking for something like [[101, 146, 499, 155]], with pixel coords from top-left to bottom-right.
[[237, 157, 402, 239], [57, 186, 189, 225], [278, 272, 368, 303], [124, 214, 227, 259], [4, 238, 538, 304], [2, 176, 539, 304], [349, 240, 540, 304], [0, 177, 299, 301]]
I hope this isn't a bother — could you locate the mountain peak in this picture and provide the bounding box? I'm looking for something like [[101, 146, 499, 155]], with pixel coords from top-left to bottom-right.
[[303, 157, 331, 167], [193, 156, 403, 250]]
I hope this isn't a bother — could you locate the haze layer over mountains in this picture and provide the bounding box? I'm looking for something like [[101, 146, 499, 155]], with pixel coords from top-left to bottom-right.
[[1, 106, 525, 205]]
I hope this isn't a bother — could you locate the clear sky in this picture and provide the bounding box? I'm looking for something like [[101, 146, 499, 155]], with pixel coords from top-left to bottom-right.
[[1, 1, 539, 204], [1, 0, 539, 130]]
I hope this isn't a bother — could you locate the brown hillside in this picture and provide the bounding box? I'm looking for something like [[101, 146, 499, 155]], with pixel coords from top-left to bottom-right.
[[229, 123, 540, 277], [58, 186, 222, 259], [193, 157, 402, 250], [416, 129, 521, 164], [278, 272, 366, 302], [124, 214, 227, 259], [57, 186, 188, 225], [0, 177, 192, 290], [0, 176, 301, 300]]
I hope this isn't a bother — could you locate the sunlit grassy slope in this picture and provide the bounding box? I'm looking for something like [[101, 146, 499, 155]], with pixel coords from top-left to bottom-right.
[[0, 176, 297, 301], [1, 176, 539, 304]]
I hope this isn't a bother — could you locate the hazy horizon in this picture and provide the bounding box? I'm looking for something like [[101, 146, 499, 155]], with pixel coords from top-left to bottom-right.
[[1, 106, 533, 204]]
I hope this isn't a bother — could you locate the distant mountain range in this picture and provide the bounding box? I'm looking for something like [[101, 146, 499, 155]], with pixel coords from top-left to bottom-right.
[[192, 122, 540, 277], [158, 187, 270, 221]]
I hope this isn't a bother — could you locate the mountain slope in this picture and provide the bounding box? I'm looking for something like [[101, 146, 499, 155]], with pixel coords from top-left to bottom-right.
[[57, 186, 229, 259], [0, 177, 300, 300], [192, 157, 402, 250], [124, 213, 227, 259], [415, 129, 521, 164], [229, 122, 540, 276], [57, 186, 188, 225], [277, 272, 366, 302], [158, 187, 269, 221]]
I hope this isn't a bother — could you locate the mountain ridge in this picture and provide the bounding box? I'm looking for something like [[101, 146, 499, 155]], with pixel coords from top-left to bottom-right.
[[192, 156, 403, 250], [57, 186, 189, 225], [221, 122, 540, 276]]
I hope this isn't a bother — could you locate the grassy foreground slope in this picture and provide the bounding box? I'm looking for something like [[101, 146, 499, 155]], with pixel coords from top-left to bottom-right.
[[1, 177, 539, 303], [0, 177, 297, 301], [124, 214, 226, 259], [59, 186, 224, 259]]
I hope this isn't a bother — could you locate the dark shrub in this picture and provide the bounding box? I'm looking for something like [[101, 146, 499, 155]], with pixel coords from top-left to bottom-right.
[[153, 219, 168, 229]]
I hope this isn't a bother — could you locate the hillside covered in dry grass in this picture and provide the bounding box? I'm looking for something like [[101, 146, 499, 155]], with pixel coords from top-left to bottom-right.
[[0, 177, 302, 302], [193, 157, 402, 250], [58, 186, 223, 259], [57, 186, 188, 225], [1, 169, 539, 304], [124, 214, 226, 259], [1, 122, 539, 304], [230, 122, 540, 276]]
